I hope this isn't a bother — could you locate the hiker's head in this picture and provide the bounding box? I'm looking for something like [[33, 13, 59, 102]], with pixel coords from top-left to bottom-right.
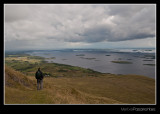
[[38, 68, 40, 71]]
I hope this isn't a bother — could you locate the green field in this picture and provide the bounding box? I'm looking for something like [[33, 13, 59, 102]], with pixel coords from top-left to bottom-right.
[[5, 53, 155, 104]]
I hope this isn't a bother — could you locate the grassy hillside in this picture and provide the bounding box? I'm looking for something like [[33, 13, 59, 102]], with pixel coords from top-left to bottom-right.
[[5, 65, 122, 104], [5, 65, 155, 104], [5, 54, 155, 104]]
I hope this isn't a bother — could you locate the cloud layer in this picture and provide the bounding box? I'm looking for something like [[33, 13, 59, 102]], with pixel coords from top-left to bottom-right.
[[5, 4, 156, 50]]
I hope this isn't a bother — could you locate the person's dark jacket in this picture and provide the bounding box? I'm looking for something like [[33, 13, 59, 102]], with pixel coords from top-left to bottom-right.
[[35, 70, 43, 80]]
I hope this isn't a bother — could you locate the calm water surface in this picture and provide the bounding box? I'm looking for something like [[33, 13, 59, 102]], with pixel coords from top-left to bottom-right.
[[27, 49, 156, 79]]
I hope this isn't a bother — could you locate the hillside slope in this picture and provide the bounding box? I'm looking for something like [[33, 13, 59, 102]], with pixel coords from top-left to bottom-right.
[[5, 65, 155, 104], [5, 65, 123, 104], [5, 65, 35, 89]]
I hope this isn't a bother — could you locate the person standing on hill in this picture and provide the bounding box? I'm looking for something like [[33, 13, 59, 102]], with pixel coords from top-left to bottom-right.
[[35, 68, 44, 90]]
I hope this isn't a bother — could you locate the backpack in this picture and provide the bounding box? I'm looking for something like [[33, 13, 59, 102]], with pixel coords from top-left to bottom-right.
[[35, 71, 42, 79]]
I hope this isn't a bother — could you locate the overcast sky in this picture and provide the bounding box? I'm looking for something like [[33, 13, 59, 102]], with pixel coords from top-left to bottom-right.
[[4, 4, 156, 50]]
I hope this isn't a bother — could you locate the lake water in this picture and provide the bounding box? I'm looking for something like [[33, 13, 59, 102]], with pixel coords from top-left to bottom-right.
[[26, 48, 156, 79]]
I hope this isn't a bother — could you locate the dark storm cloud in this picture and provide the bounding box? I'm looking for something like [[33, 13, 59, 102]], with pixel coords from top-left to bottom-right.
[[78, 25, 111, 43]]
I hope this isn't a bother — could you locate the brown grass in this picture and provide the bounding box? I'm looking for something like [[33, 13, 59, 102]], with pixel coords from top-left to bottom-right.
[[5, 65, 155, 104]]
